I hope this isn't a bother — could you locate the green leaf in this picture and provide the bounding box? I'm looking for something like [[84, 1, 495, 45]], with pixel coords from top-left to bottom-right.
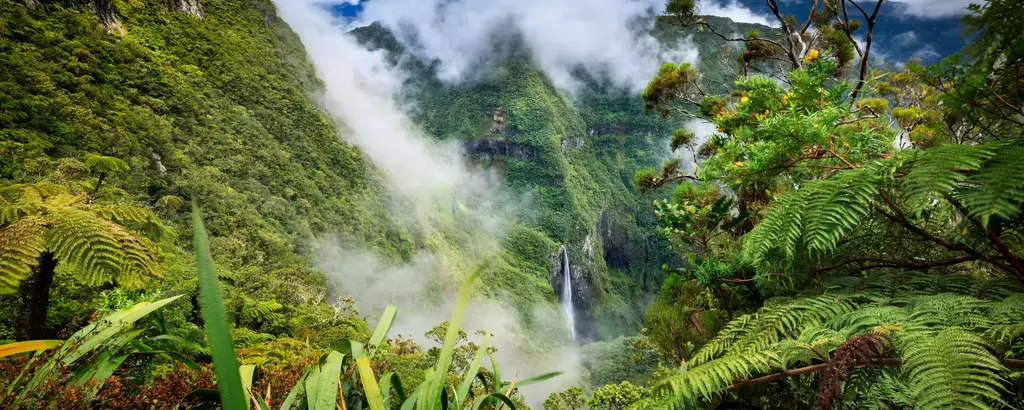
[[308, 351, 345, 410], [486, 352, 501, 393], [357, 356, 386, 410], [193, 205, 247, 410], [0, 340, 60, 358], [456, 334, 490, 402], [471, 393, 516, 410], [514, 372, 562, 387], [240, 364, 256, 406], [401, 386, 422, 410], [428, 264, 485, 410], [368, 304, 398, 358], [279, 372, 307, 410]]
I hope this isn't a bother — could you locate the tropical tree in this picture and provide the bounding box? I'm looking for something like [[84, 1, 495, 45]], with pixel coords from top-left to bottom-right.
[[636, 0, 1024, 408], [0, 178, 170, 340]]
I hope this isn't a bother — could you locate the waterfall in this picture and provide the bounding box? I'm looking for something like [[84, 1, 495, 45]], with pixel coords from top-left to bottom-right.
[[560, 246, 576, 341]]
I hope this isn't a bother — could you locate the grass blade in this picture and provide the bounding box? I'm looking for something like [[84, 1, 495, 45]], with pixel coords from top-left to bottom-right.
[[456, 334, 490, 402], [279, 372, 307, 410], [0, 340, 60, 358], [486, 352, 501, 393], [514, 372, 562, 387], [368, 305, 397, 358], [240, 364, 256, 406], [472, 393, 516, 410], [428, 265, 484, 410], [193, 205, 247, 410], [357, 356, 386, 410]]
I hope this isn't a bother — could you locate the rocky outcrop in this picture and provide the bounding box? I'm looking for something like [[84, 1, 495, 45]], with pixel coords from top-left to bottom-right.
[[560, 135, 586, 153], [172, 0, 204, 19], [597, 210, 632, 269], [462, 138, 537, 161], [93, 0, 124, 34], [489, 108, 508, 135], [587, 122, 631, 136]]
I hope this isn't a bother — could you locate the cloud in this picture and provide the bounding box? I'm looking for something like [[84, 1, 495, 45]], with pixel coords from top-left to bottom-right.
[[892, 30, 919, 47], [910, 44, 942, 61], [891, 0, 974, 19], [272, 1, 583, 405], [352, 0, 697, 91], [700, 1, 779, 27]]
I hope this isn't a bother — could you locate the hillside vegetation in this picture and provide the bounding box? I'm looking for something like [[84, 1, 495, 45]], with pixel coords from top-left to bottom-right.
[[2, 0, 1024, 409]]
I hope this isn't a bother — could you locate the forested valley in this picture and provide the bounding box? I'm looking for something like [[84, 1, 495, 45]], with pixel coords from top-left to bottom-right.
[[1, 0, 1023, 409]]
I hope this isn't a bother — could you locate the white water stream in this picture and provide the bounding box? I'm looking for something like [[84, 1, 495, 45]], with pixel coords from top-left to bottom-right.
[[560, 246, 576, 341]]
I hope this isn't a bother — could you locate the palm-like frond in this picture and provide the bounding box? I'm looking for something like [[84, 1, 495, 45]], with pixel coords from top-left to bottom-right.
[[650, 281, 1024, 410], [0, 183, 164, 291], [0, 217, 46, 293]]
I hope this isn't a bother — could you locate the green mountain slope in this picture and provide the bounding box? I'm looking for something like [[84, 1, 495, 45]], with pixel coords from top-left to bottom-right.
[[0, 0, 410, 340], [348, 17, 760, 341]]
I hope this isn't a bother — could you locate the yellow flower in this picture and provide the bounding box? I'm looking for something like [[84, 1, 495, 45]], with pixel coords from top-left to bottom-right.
[[734, 161, 744, 167], [740, 96, 750, 104], [804, 49, 819, 63]]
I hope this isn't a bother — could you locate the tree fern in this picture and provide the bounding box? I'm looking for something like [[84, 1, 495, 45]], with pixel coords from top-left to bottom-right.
[[896, 327, 1009, 409], [647, 277, 1024, 410], [653, 351, 778, 408], [692, 294, 860, 365], [744, 141, 1024, 278], [960, 143, 1024, 226], [0, 182, 167, 339], [0, 217, 46, 291]]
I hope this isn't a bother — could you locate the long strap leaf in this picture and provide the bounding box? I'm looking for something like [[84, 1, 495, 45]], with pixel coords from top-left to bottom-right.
[[193, 205, 247, 410], [0, 340, 59, 358], [456, 334, 490, 403], [357, 356, 386, 410], [428, 266, 483, 410], [368, 305, 398, 358]]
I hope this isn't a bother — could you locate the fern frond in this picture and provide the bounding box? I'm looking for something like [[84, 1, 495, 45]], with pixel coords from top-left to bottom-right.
[[83, 154, 130, 174], [904, 143, 993, 205], [0, 218, 47, 293], [45, 209, 159, 288], [745, 164, 880, 265], [961, 143, 1024, 226], [692, 294, 859, 365], [654, 351, 778, 408], [897, 326, 1009, 410]]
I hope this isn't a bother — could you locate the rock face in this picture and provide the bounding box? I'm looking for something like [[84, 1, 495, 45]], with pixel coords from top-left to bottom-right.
[[597, 210, 632, 269], [587, 122, 632, 136], [560, 135, 586, 153], [489, 108, 508, 135], [549, 241, 599, 342], [92, 0, 124, 34], [173, 0, 205, 19], [462, 138, 537, 161]]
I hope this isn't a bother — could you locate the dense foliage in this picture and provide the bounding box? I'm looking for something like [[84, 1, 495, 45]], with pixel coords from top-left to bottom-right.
[[3, 0, 1024, 409], [626, 0, 1024, 408]]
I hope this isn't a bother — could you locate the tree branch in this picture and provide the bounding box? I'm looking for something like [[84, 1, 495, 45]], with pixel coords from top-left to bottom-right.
[[943, 193, 1024, 277], [728, 357, 1024, 391], [847, 0, 884, 103], [873, 189, 1018, 275], [814, 256, 979, 273]]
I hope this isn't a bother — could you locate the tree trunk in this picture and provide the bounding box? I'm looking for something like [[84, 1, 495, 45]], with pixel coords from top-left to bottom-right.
[[15, 252, 57, 341]]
